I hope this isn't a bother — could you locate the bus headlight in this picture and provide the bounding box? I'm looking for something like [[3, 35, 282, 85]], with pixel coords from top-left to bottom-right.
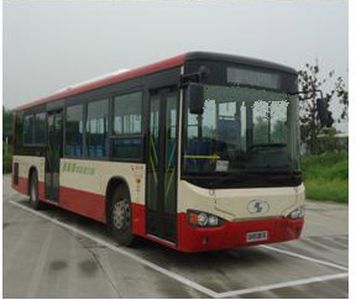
[[187, 210, 223, 227], [208, 215, 219, 226], [198, 213, 208, 226], [288, 206, 305, 219]]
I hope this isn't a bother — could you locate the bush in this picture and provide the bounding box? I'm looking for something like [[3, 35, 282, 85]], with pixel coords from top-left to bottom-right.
[[301, 151, 348, 203], [304, 178, 348, 203], [3, 152, 12, 174]]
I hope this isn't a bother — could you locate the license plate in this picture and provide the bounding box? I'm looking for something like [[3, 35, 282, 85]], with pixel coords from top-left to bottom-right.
[[246, 230, 268, 243]]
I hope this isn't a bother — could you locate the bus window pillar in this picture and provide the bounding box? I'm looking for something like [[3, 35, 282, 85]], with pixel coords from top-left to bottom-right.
[[246, 104, 253, 148]]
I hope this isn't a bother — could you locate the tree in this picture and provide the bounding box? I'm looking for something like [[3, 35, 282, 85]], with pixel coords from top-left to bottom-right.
[[3, 106, 13, 172], [253, 116, 268, 144], [253, 117, 287, 145], [298, 62, 348, 154], [271, 120, 287, 143], [3, 106, 13, 141]]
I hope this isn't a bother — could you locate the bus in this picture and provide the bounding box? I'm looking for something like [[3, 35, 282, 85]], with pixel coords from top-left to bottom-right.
[[12, 51, 305, 252]]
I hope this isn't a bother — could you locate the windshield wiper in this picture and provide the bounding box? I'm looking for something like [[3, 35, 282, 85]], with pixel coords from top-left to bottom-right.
[[250, 143, 287, 149], [245, 166, 300, 175]]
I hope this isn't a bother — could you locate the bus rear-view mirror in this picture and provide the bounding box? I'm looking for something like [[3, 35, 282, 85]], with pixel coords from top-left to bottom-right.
[[188, 83, 205, 114]]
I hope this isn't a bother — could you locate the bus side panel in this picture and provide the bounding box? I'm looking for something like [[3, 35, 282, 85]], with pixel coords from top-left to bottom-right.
[[59, 159, 146, 227], [12, 155, 46, 197], [59, 186, 106, 223], [131, 203, 146, 236]]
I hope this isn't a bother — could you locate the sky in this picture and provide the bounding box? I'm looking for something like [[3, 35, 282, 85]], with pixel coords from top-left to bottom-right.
[[3, 0, 348, 132]]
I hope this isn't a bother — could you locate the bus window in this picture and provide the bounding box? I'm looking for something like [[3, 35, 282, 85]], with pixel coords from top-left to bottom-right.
[[113, 92, 142, 135], [111, 137, 143, 160], [34, 112, 46, 144], [23, 114, 34, 144], [252, 100, 288, 145], [112, 91, 143, 160], [65, 104, 84, 157], [86, 99, 108, 158]]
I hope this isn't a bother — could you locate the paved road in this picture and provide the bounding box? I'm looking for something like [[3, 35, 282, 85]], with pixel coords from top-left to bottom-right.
[[3, 175, 348, 298]]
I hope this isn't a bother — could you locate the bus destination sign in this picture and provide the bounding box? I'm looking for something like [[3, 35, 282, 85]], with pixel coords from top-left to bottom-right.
[[227, 67, 281, 90]]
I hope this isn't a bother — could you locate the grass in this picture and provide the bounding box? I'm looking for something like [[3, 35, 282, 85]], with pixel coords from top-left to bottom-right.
[[301, 151, 348, 203]]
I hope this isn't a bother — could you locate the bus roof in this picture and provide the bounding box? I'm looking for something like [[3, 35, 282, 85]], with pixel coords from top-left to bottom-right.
[[15, 51, 297, 111]]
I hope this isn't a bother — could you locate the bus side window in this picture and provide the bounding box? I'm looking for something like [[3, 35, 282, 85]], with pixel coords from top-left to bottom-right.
[[34, 112, 46, 144], [111, 91, 143, 160], [86, 99, 109, 158], [65, 104, 84, 157], [113, 92, 142, 135], [23, 114, 34, 145]]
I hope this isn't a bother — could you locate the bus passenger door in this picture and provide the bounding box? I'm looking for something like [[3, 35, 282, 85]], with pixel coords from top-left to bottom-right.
[[45, 110, 63, 201], [146, 88, 179, 243]]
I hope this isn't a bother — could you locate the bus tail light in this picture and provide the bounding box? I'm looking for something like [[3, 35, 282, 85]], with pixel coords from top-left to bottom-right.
[[187, 210, 223, 227], [287, 206, 305, 219]]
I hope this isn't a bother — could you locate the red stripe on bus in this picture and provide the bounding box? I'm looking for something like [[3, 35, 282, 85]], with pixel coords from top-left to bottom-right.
[[12, 178, 303, 252], [128, 203, 303, 252], [38, 181, 45, 200], [14, 176, 106, 223], [13, 176, 45, 199], [131, 202, 146, 236], [15, 54, 186, 111], [13, 176, 143, 227], [177, 213, 304, 252], [59, 186, 106, 223], [13, 176, 28, 194]]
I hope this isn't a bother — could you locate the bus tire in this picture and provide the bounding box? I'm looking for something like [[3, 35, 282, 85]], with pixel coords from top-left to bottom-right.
[[110, 185, 135, 246], [29, 171, 42, 210]]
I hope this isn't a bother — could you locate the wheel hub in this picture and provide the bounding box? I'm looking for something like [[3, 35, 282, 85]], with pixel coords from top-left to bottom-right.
[[112, 199, 130, 230]]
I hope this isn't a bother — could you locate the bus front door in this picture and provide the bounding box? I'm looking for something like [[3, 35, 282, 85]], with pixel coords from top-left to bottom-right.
[[146, 88, 179, 243], [45, 110, 63, 201]]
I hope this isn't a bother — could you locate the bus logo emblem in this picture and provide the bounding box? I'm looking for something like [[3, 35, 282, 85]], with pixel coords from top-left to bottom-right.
[[247, 199, 270, 215]]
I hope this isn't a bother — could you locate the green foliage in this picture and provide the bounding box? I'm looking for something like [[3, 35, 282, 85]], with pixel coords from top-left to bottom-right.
[[253, 116, 268, 144], [253, 116, 287, 144], [298, 63, 348, 154], [301, 151, 348, 203], [304, 178, 348, 203], [272, 120, 287, 143], [3, 106, 13, 140], [3, 151, 12, 174], [3, 106, 13, 174]]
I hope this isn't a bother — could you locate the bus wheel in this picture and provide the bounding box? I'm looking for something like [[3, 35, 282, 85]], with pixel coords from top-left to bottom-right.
[[110, 185, 135, 246], [29, 171, 41, 210]]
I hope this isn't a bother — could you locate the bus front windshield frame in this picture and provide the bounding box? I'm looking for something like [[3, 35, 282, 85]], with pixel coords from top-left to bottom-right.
[[182, 84, 300, 178]]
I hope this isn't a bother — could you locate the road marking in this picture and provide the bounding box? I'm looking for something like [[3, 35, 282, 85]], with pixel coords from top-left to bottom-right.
[[305, 236, 347, 250], [322, 236, 349, 248], [8, 200, 219, 298], [217, 272, 348, 297], [8, 199, 348, 298], [260, 244, 348, 271]]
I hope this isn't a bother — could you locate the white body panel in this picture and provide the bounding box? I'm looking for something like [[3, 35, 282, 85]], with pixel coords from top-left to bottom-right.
[[13, 155, 45, 182], [178, 180, 305, 221], [60, 159, 146, 204], [13, 155, 304, 221], [13, 156, 146, 205]]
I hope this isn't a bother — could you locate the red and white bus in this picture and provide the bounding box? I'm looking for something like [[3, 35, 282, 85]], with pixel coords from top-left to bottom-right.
[[12, 52, 305, 252]]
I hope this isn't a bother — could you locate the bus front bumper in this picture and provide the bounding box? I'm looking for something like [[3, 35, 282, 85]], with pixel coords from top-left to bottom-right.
[[177, 214, 304, 252]]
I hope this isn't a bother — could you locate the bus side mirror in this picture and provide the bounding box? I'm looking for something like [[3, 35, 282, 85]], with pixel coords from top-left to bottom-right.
[[187, 83, 205, 114], [317, 98, 333, 127]]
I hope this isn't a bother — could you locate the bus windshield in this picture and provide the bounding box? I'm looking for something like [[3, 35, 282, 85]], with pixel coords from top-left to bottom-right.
[[183, 85, 300, 176]]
